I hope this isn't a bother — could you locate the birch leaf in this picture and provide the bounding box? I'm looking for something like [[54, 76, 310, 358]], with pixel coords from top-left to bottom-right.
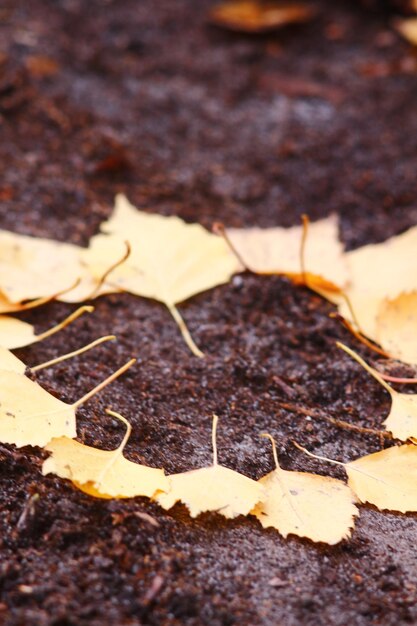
[[375, 292, 417, 366], [0, 230, 86, 303], [325, 226, 417, 341], [251, 435, 358, 544], [346, 445, 417, 513], [339, 343, 417, 441], [0, 359, 135, 448], [43, 410, 169, 499], [396, 18, 417, 45], [226, 214, 348, 291], [86, 194, 241, 356], [0, 306, 93, 349], [0, 347, 25, 374], [155, 415, 264, 518]]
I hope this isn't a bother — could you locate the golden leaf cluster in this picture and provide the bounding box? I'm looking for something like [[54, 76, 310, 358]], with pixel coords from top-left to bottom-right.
[[2, 196, 417, 545]]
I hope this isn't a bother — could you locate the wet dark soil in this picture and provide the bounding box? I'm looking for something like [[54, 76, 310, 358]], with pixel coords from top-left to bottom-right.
[[0, 1, 417, 624]]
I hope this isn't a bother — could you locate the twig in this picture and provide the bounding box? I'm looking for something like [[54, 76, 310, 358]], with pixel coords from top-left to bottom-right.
[[276, 401, 392, 439]]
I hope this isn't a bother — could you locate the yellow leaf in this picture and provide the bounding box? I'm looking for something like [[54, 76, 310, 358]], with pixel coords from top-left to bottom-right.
[[0, 306, 93, 349], [296, 442, 417, 514], [0, 347, 25, 374], [396, 18, 417, 45], [325, 226, 417, 342], [338, 342, 417, 441], [209, 1, 315, 34], [375, 292, 417, 366], [86, 194, 241, 356], [0, 230, 85, 303], [43, 410, 169, 499], [226, 215, 349, 291], [155, 415, 264, 518], [251, 435, 358, 544], [346, 445, 417, 513], [0, 359, 135, 448]]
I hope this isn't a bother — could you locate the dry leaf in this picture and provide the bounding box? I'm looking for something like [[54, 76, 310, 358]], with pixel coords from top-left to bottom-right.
[[0, 305, 93, 349], [0, 347, 25, 374], [43, 410, 169, 499], [155, 415, 264, 518], [339, 342, 417, 441], [209, 1, 315, 33], [251, 435, 358, 544], [396, 17, 417, 45], [0, 230, 86, 303], [0, 229, 116, 306], [375, 292, 417, 365], [86, 194, 241, 356], [325, 225, 417, 341], [297, 442, 417, 514], [0, 359, 135, 448], [226, 215, 349, 291], [346, 444, 417, 513]]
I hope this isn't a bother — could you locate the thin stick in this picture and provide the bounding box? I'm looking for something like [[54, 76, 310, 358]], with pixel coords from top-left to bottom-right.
[[72, 358, 136, 409], [167, 303, 204, 358], [261, 433, 280, 469], [87, 241, 131, 300], [212, 222, 250, 271], [337, 342, 393, 394], [212, 414, 219, 466], [35, 305, 94, 342], [378, 373, 417, 384], [277, 401, 392, 439], [331, 313, 390, 358], [30, 335, 116, 372], [293, 441, 346, 468]]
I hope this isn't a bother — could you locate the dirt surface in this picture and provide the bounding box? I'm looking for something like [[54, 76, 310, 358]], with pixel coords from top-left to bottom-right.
[[1, 1, 417, 624]]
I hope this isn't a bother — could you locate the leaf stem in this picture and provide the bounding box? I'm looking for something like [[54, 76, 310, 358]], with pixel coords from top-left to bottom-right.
[[167, 303, 204, 358], [337, 342, 393, 394], [30, 335, 116, 372], [35, 305, 94, 342], [212, 414, 219, 466], [293, 441, 346, 468], [72, 358, 136, 409], [261, 433, 280, 469]]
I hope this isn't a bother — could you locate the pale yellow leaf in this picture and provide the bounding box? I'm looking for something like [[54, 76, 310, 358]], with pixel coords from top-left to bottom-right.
[[325, 226, 417, 341], [85, 194, 241, 356], [0, 359, 135, 448], [156, 464, 263, 518], [0, 347, 26, 374], [339, 342, 417, 441], [396, 18, 417, 45], [375, 292, 417, 366], [252, 467, 358, 544], [43, 419, 169, 499], [0, 370, 76, 447], [346, 444, 417, 513], [154, 415, 264, 518], [226, 215, 349, 291], [297, 441, 417, 515], [0, 230, 85, 303], [0, 306, 92, 349]]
